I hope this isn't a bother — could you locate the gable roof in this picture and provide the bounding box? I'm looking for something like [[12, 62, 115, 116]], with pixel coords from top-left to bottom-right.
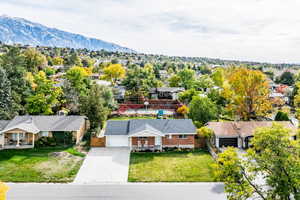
[[207, 121, 297, 138], [104, 119, 196, 136], [129, 123, 164, 137], [1, 115, 86, 133]]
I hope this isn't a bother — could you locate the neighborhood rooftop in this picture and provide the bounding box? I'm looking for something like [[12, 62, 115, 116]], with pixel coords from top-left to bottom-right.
[[0, 115, 87, 133], [207, 121, 297, 138], [104, 119, 196, 136]]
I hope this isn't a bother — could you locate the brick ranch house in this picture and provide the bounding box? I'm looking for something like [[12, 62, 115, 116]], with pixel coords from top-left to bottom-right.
[[104, 119, 197, 151], [0, 115, 89, 150], [207, 121, 297, 149]]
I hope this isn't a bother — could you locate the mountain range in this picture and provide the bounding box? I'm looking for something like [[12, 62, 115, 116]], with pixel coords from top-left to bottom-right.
[[0, 15, 134, 53]]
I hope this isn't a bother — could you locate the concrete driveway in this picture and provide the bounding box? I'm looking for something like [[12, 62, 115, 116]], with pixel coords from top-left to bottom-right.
[[74, 147, 130, 184]]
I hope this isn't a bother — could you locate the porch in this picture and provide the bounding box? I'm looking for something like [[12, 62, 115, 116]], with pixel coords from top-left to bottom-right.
[[130, 136, 163, 152], [128, 123, 164, 151], [1, 131, 35, 150]]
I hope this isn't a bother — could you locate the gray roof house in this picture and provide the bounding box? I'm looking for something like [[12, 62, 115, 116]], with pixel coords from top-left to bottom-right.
[[0, 115, 89, 150], [149, 87, 185, 100], [104, 119, 197, 151]]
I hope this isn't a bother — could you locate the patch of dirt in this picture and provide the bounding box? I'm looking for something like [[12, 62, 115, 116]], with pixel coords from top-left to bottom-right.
[[34, 151, 84, 181], [49, 151, 73, 158]]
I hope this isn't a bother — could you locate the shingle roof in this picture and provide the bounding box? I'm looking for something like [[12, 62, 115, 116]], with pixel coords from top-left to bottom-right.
[[207, 121, 297, 138], [104, 119, 196, 136], [104, 120, 129, 135], [1, 115, 86, 133], [0, 120, 10, 131]]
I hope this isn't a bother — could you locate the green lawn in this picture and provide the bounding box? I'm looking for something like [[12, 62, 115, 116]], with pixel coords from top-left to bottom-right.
[[109, 116, 157, 120], [128, 150, 215, 182], [0, 147, 84, 183]]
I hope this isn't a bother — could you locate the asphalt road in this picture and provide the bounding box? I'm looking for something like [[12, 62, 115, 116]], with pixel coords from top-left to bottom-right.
[[7, 183, 226, 200]]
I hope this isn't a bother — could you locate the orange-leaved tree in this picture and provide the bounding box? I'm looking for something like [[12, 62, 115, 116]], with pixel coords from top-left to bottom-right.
[[222, 67, 271, 120]]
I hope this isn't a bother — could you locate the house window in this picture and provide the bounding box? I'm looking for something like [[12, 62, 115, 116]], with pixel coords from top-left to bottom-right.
[[178, 135, 188, 139], [40, 131, 49, 137]]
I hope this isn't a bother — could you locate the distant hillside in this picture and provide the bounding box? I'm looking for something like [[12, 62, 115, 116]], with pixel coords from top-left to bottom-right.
[[0, 15, 135, 53]]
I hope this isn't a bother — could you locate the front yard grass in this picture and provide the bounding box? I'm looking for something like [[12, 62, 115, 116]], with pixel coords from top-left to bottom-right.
[[128, 150, 215, 182], [0, 147, 84, 183]]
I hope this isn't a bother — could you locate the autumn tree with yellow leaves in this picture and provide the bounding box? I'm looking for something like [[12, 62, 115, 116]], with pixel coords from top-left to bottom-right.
[[101, 64, 126, 86], [222, 67, 271, 120]]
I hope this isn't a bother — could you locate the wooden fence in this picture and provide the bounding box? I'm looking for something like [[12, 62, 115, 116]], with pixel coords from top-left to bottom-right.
[[90, 136, 106, 147]]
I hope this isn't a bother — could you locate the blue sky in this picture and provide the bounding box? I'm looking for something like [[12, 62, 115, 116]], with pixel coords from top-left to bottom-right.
[[0, 0, 300, 63]]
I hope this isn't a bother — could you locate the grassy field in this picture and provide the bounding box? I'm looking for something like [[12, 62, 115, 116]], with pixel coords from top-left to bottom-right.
[[0, 147, 84, 183], [128, 150, 215, 182]]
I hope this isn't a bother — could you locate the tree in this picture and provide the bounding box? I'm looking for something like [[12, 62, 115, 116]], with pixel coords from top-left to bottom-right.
[[168, 74, 181, 87], [177, 105, 189, 116], [66, 66, 90, 96], [193, 75, 214, 91], [178, 88, 200, 104], [276, 71, 295, 86], [274, 111, 289, 121], [211, 68, 225, 87], [122, 64, 161, 97], [43, 67, 56, 76], [101, 64, 126, 85], [65, 53, 82, 66], [293, 81, 300, 119], [52, 56, 64, 66], [223, 68, 271, 120], [23, 48, 47, 72], [81, 57, 95, 68], [79, 84, 110, 129], [214, 123, 300, 200], [25, 71, 62, 114], [0, 68, 14, 119], [197, 127, 213, 138], [188, 96, 218, 127], [177, 68, 196, 89], [0, 46, 31, 116]]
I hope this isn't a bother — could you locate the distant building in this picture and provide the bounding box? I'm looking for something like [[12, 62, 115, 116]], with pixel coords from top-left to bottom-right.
[[149, 87, 185, 100]]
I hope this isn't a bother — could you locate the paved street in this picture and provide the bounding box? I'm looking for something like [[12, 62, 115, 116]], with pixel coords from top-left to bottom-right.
[[74, 147, 130, 183], [7, 183, 226, 200]]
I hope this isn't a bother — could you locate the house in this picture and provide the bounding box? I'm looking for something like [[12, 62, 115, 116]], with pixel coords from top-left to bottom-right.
[[149, 87, 185, 100], [207, 121, 297, 149], [104, 119, 197, 151], [94, 80, 111, 86], [0, 115, 89, 150]]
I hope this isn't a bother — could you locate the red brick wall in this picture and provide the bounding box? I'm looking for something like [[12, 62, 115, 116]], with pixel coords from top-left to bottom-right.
[[162, 135, 195, 146], [131, 137, 155, 145]]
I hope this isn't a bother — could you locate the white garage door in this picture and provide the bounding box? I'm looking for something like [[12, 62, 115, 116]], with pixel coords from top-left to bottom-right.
[[106, 135, 129, 147]]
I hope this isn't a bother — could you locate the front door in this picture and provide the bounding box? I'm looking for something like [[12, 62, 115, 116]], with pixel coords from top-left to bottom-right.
[[155, 136, 161, 146], [138, 137, 148, 147]]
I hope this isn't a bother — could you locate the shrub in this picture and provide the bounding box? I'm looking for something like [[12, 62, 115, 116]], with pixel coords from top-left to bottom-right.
[[275, 111, 289, 121], [35, 137, 57, 147], [197, 127, 213, 138]]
